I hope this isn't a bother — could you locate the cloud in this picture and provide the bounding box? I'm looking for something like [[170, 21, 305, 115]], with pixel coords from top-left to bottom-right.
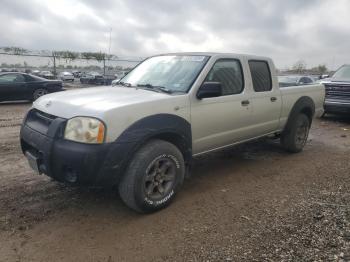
[[1, 0, 350, 69]]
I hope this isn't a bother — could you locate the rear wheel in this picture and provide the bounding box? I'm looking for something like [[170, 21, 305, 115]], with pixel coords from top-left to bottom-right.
[[281, 114, 310, 153], [118, 139, 185, 213], [33, 88, 48, 100]]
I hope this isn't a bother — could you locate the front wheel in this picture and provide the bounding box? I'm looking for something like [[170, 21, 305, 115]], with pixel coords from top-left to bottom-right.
[[281, 114, 310, 153], [118, 139, 185, 213]]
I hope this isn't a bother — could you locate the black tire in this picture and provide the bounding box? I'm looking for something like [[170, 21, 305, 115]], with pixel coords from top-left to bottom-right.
[[32, 88, 48, 100], [281, 114, 310, 153], [118, 139, 185, 213]]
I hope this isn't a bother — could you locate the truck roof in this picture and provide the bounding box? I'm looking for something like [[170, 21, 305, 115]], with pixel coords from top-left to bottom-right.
[[155, 52, 272, 61]]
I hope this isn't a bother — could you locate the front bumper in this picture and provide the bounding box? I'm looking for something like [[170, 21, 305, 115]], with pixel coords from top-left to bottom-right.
[[20, 110, 134, 187], [324, 99, 350, 114]]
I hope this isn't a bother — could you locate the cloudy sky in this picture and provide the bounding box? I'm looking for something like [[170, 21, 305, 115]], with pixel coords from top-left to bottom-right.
[[1, 0, 350, 69]]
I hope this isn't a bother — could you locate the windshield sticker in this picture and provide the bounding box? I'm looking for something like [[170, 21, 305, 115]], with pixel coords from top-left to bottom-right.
[[180, 56, 206, 62]]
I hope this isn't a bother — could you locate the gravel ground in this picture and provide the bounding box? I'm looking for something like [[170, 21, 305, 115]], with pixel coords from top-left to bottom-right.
[[0, 101, 349, 261]]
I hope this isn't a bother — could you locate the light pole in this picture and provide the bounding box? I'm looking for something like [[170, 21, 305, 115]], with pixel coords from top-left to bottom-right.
[[108, 27, 112, 57], [105, 27, 112, 76]]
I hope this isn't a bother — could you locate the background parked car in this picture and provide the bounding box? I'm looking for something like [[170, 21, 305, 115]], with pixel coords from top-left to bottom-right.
[[0, 72, 63, 102], [278, 75, 315, 87], [321, 64, 350, 114], [310, 75, 321, 82], [114, 70, 130, 79], [80, 71, 104, 84], [39, 71, 55, 79], [111, 78, 120, 86], [103, 75, 118, 85], [72, 71, 82, 78], [31, 70, 41, 76], [59, 71, 74, 82]]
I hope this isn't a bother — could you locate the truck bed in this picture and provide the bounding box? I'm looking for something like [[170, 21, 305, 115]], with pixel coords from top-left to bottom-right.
[[278, 84, 325, 130]]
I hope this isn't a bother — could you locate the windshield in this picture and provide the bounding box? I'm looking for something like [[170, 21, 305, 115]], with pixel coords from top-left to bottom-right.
[[278, 76, 298, 83], [120, 55, 209, 93], [332, 65, 350, 80]]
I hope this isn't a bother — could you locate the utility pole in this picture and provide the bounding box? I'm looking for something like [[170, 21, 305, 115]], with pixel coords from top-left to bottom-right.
[[106, 27, 112, 76], [103, 56, 106, 76], [53, 54, 57, 78], [108, 27, 112, 56]]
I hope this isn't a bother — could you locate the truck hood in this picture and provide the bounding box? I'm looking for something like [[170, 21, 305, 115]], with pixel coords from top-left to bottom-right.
[[34, 86, 172, 119]]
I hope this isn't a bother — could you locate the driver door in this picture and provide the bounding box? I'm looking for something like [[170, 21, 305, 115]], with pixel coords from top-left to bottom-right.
[[191, 58, 253, 154]]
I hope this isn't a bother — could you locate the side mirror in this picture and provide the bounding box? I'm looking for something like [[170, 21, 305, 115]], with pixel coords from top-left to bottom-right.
[[197, 82, 222, 99]]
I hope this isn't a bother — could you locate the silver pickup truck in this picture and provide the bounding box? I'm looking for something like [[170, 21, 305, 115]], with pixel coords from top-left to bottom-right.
[[20, 52, 325, 212]]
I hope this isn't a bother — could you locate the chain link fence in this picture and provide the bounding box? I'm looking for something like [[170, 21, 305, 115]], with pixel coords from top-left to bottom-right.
[[0, 52, 142, 79]]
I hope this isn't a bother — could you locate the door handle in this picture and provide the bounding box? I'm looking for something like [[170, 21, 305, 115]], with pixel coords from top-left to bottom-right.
[[270, 97, 277, 102], [241, 100, 250, 106]]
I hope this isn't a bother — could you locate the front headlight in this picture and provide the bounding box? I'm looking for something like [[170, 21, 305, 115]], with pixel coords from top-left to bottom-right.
[[64, 117, 105, 144]]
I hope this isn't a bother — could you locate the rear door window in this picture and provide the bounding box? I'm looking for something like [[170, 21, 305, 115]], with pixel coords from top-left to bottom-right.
[[248, 60, 272, 92]]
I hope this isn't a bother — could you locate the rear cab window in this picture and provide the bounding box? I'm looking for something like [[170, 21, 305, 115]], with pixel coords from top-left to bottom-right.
[[248, 60, 272, 92]]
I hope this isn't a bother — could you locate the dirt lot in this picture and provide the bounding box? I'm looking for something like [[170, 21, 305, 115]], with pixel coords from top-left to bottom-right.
[[0, 102, 349, 262]]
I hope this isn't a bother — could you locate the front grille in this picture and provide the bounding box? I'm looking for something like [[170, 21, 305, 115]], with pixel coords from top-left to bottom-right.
[[325, 84, 350, 100], [25, 109, 57, 135]]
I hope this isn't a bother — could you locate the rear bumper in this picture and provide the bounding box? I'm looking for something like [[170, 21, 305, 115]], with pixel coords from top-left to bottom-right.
[[324, 99, 350, 114], [20, 112, 135, 187]]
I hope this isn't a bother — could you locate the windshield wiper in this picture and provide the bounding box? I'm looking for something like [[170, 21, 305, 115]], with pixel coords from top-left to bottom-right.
[[117, 81, 132, 87], [136, 84, 173, 94]]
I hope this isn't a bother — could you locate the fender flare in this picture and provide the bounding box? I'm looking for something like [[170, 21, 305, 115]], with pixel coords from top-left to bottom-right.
[[283, 96, 315, 134], [115, 114, 192, 163]]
